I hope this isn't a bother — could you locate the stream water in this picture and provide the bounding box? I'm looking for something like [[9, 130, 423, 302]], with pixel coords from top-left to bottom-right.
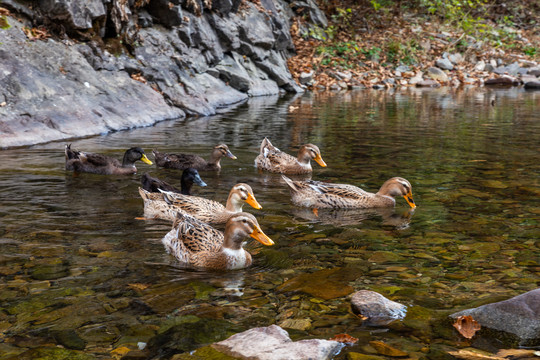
[[0, 87, 538, 359]]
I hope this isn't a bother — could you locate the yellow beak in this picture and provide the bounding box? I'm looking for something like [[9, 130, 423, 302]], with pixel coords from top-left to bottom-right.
[[403, 191, 416, 209], [314, 154, 327, 167], [140, 154, 153, 165], [250, 226, 274, 246], [245, 193, 262, 210]]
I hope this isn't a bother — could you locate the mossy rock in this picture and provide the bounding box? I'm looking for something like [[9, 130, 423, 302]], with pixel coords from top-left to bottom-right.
[[171, 345, 239, 360]]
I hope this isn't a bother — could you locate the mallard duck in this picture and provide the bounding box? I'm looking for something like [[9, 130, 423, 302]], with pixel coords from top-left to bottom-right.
[[282, 176, 416, 209], [162, 212, 274, 270], [153, 144, 236, 171], [138, 183, 262, 223], [254, 138, 327, 174], [141, 169, 207, 195], [65, 144, 152, 175]]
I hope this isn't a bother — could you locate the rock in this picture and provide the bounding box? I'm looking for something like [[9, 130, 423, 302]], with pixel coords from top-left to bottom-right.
[[212, 325, 343, 360], [277, 268, 360, 300], [299, 71, 314, 85], [450, 288, 540, 344], [351, 290, 407, 325], [524, 81, 540, 90], [40, 0, 106, 30], [416, 79, 441, 88], [396, 65, 410, 73], [436, 58, 454, 71], [448, 53, 464, 65], [474, 60, 486, 72], [485, 76, 521, 86], [528, 67, 540, 77], [427, 67, 448, 82], [369, 341, 409, 357]]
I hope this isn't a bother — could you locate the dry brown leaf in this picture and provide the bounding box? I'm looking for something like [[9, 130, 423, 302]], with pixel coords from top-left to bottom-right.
[[130, 72, 147, 84], [0, 7, 10, 15], [329, 333, 358, 344], [453, 315, 481, 339], [127, 283, 150, 291]]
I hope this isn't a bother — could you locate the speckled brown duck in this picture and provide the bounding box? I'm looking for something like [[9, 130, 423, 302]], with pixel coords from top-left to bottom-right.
[[141, 169, 207, 195], [161, 212, 274, 270], [65, 144, 152, 175], [254, 138, 327, 174], [282, 176, 416, 209], [152, 144, 236, 171], [138, 183, 262, 223]]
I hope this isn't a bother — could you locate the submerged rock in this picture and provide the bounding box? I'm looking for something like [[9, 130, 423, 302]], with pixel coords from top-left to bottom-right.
[[212, 325, 343, 360], [351, 290, 407, 325], [450, 288, 540, 345]]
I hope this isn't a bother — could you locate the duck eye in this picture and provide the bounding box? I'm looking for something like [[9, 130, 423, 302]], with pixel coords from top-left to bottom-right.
[[242, 219, 247, 223]]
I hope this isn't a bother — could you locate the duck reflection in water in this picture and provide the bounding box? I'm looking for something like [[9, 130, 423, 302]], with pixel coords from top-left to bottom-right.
[[291, 207, 415, 229]]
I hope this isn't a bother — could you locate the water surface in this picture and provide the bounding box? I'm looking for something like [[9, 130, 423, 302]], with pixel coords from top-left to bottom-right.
[[0, 87, 538, 358]]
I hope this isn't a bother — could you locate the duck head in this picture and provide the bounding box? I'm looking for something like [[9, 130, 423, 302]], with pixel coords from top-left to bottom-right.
[[298, 144, 327, 167], [377, 177, 416, 208]]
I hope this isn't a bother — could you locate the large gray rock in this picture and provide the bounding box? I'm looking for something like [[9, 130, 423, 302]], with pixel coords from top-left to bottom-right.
[[351, 290, 407, 325], [0, 20, 184, 149], [212, 325, 343, 360], [436, 58, 454, 71], [39, 0, 106, 30], [427, 67, 449, 82], [451, 288, 540, 344]]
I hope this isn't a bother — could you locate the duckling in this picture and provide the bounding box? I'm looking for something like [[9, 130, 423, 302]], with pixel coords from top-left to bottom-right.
[[141, 168, 207, 195], [254, 138, 327, 174], [282, 176, 416, 209], [138, 183, 262, 223], [65, 144, 152, 175], [162, 212, 274, 270], [153, 144, 236, 171]]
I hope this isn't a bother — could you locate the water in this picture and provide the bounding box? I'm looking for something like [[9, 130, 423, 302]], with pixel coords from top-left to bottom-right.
[[0, 88, 538, 358]]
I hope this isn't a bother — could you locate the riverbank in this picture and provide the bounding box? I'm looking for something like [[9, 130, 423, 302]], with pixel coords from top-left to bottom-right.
[[286, 3, 539, 90]]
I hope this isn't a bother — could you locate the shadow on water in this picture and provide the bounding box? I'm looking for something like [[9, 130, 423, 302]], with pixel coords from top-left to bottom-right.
[[0, 88, 538, 358]]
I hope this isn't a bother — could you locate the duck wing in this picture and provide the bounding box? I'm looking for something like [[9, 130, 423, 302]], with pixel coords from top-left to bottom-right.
[[141, 173, 180, 193], [160, 190, 226, 223]]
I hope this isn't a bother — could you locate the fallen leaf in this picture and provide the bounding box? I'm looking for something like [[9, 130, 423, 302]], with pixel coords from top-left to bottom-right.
[[128, 283, 150, 291], [329, 333, 358, 344], [448, 349, 503, 360], [453, 315, 481, 339]]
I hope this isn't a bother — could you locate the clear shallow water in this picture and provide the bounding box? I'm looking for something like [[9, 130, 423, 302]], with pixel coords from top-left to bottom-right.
[[0, 88, 539, 358]]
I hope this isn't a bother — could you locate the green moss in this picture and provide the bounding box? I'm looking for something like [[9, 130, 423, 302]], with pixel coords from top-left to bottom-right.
[[0, 16, 10, 29]]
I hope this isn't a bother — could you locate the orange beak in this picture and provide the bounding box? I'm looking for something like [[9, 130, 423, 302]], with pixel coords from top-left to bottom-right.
[[245, 192, 262, 210], [250, 226, 274, 246], [314, 153, 327, 167], [403, 191, 416, 209]]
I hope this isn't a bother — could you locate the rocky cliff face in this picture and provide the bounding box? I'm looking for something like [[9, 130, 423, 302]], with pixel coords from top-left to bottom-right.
[[0, 0, 326, 148]]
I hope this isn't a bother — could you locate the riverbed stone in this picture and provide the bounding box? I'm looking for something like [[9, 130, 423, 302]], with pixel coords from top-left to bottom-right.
[[277, 268, 360, 300], [212, 325, 343, 360], [450, 288, 540, 344], [351, 290, 407, 325], [427, 67, 448, 82], [485, 76, 521, 86], [436, 58, 453, 71], [524, 81, 540, 90]]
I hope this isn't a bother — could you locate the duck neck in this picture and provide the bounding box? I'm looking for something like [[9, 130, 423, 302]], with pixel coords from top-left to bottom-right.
[[223, 226, 244, 250], [225, 193, 244, 212], [296, 151, 311, 166], [121, 152, 136, 168], [180, 178, 192, 195], [208, 150, 222, 167]]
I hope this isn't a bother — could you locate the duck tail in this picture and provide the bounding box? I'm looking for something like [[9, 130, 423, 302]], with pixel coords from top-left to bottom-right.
[[281, 175, 298, 192], [260, 137, 271, 153], [158, 188, 175, 205], [138, 187, 151, 201]]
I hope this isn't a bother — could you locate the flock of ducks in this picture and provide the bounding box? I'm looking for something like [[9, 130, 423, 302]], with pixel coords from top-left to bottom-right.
[[64, 138, 416, 271]]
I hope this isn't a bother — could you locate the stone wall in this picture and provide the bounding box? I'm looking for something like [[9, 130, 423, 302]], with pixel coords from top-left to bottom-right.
[[0, 0, 326, 148]]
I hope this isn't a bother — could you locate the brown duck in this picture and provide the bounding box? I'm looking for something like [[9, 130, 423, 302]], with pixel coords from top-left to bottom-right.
[[161, 212, 274, 270], [138, 183, 262, 224], [254, 138, 327, 174], [153, 144, 236, 171], [65, 144, 152, 175], [282, 176, 416, 209]]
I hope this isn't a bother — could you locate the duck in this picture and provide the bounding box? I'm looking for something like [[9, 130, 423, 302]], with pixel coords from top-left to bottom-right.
[[153, 144, 237, 171], [138, 183, 262, 223], [65, 144, 152, 175], [162, 212, 274, 270], [282, 176, 416, 209], [254, 138, 327, 174], [141, 168, 207, 195]]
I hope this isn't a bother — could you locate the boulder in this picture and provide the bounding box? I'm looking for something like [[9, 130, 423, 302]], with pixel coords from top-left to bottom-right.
[[351, 290, 407, 325], [416, 79, 441, 88], [212, 325, 343, 360], [427, 67, 448, 82], [39, 0, 106, 30], [451, 288, 540, 345], [485, 76, 521, 86], [524, 81, 540, 90], [436, 58, 454, 71]]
